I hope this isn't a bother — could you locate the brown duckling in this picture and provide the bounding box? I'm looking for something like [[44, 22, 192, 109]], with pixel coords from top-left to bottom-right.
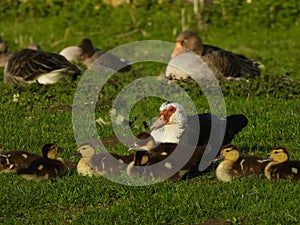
[[17, 143, 66, 181], [263, 147, 300, 181], [215, 144, 267, 182], [74, 142, 134, 177], [0, 147, 41, 173], [127, 132, 209, 181], [170, 31, 261, 80]]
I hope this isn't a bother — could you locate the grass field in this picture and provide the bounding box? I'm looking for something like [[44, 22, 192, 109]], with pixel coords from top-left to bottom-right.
[[0, 1, 300, 224]]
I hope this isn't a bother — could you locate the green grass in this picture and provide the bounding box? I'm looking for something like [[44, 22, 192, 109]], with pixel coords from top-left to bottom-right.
[[0, 1, 300, 224]]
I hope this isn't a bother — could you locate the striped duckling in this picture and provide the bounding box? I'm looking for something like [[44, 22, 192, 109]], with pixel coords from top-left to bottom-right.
[[59, 38, 131, 72], [74, 142, 134, 177], [215, 144, 267, 182], [127, 132, 209, 181], [0, 145, 41, 173], [4, 43, 81, 85], [17, 143, 66, 181], [263, 147, 300, 181]]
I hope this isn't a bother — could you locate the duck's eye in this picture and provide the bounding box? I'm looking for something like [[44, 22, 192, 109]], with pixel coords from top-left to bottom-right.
[[274, 151, 279, 154]]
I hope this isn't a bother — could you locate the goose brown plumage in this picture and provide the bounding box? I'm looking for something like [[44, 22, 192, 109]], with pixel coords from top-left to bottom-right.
[[215, 144, 267, 182], [263, 146, 300, 181], [170, 31, 261, 80], [4, 45, 81, 85], [59, 38, 131, 72]]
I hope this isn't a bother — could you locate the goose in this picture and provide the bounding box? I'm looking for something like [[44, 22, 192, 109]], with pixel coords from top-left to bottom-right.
[[59, 38, 131, 72], [4, 44, 81, 85], [127, 132, 210, 181], [74, 142, 134, 176], [167, 31, 261, 80], [17, 143, 66, 181], [214, 144, 267, 182], [150, 101, 248, 148], [0, 39, 13, 67], [263, 147, 300, 181]]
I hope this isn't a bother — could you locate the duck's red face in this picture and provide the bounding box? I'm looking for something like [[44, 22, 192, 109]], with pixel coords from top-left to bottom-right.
[[171, 42, 185, 58], [151, 105, 177, 129]]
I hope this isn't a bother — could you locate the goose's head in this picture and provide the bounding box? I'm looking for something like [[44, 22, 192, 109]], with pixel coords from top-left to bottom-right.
[[171, 31, 203, 58], [75, 143, 96, 159], [264, 147, 289, 163], [42, 143, 63, 159], [151, 101, 188, 130], [0, 40, 8, 53]]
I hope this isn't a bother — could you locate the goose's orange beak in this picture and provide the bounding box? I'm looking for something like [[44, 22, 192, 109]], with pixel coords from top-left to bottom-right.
[[171, 42, 185, 58]]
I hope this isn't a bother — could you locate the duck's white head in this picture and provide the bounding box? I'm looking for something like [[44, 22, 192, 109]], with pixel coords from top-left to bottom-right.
[[152, 101, 188, 129], [150, 101, 188, 144]]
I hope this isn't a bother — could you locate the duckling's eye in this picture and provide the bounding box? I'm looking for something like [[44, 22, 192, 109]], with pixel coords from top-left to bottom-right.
[[274, 151, 279, 154], [226, 150, 230, 152]]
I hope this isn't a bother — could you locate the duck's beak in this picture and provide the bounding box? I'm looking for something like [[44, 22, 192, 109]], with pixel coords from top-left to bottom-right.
[[71, 151, 81, 158], [150, 116, 166, 131], [213, 154, 224, 162], [171, 42, 185, 58]]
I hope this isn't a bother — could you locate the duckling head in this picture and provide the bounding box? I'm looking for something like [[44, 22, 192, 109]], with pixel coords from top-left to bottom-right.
[[76, 143, 96, 158], [266, 147, 289, 163], [129, 132, 156, 151], [42, 143, 63, 159], [219, 144, 240, 162]]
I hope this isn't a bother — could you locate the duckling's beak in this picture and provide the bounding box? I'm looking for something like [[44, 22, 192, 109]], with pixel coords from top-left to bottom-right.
[[261, 156, 273, 162], [57, 147, 64, 153], [213, 154, 224, 162], [0, 152, 7, 158], [128, 143, 137, 151], [150, 116, 166, 131], [71, 151, 82, 158]]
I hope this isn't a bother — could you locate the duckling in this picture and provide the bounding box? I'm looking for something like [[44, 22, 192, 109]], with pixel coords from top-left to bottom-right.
[[127, 132, 210, 181], [4, 44, 81, 85], [215, 144, 267, 182], [263, 147, 300, 181], [0, 147, 41, 173], [59, 38, 131, 72], [74, 142, 134, 176], [17, 143, 66, 181]]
